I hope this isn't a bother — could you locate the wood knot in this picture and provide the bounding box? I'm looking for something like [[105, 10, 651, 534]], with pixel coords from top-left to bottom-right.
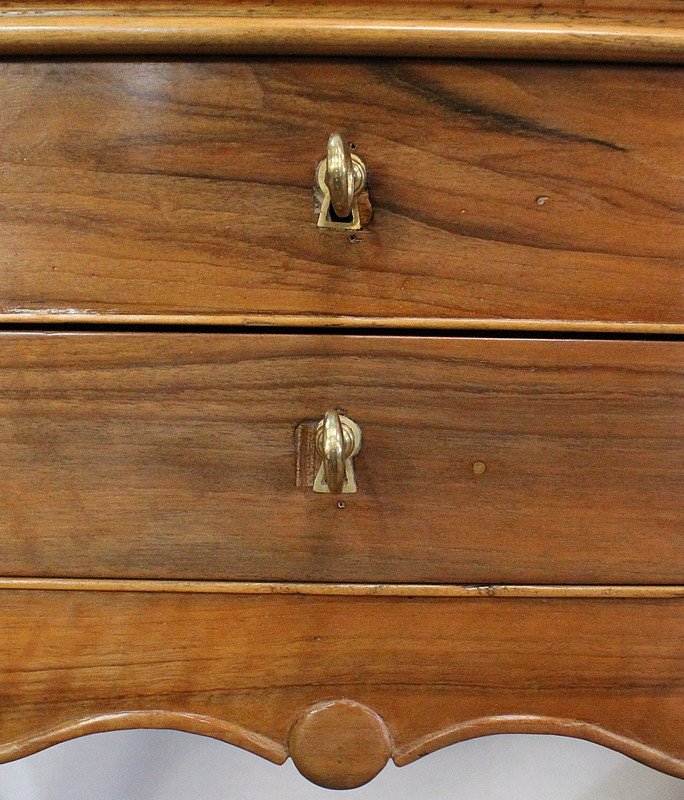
[[288, 699, 392, 789]]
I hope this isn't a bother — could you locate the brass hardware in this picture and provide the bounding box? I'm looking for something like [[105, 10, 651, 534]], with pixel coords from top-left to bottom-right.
[[314, 410, 362, 495], [316, 133, 367, 230]]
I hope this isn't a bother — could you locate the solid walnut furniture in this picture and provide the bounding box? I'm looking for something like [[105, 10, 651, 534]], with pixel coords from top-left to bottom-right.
[[0, 1, 682, 792]]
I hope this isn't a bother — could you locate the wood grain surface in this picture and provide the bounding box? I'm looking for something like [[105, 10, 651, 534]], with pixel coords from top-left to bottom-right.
[[3, 1, 680, 14], [1, 333, 681, 584], [288, 700, 393, 789], [0, 60, 682, 329], [2, 578, 682, 598], [0, 589, 681, 785], [0, 2, 680, 61]]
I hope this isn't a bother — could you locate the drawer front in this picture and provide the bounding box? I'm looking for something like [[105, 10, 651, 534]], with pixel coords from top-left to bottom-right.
[[1, 333, 681, 583], [0, 59, 681, 329]]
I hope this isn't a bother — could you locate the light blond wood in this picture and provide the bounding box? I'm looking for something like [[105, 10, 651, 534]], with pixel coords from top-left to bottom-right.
[[0, 589, 681, 786], [0, 578, 682, 598], [1, 313, 682, 333]]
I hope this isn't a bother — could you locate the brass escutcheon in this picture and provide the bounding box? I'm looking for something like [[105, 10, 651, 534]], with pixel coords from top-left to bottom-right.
[[316, 133, 367, 230], [314, 410, 362, 494]]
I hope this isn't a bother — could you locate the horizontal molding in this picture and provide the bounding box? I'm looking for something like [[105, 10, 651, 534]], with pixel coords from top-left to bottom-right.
[[0, 14, 681, 62], [0, 578, 682, 598], [1, 312, 682, 334]]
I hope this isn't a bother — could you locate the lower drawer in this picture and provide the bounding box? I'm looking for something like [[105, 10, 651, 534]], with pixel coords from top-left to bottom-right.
[[0, 333, 681, 583], [0, 587, 681, 786]]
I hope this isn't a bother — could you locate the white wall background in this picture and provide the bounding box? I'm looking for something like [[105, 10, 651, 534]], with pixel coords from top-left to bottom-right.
[[0, 731, 681, 800]]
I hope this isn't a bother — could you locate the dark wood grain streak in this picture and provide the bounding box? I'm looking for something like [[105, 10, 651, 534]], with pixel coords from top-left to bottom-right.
[[1, 333, 681, 584], [0, 590, 681, 783], [0, 60, 681, 329]]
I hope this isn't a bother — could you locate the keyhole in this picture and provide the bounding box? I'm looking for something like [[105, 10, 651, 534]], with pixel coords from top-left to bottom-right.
[[327, 206, 354, 225]]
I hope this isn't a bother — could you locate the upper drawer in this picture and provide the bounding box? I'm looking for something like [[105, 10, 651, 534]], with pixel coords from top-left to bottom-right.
[[0, 59, 681, 331], [1, 333, 681, 583]]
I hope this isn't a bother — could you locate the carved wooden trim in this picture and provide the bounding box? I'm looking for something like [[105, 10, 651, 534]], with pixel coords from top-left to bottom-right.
[[394, 715, 684, 778], [0, 590, 681, 788], [2, 708, 682, 790], [0, 711, 288, 767], [289, 701, 392, 789]]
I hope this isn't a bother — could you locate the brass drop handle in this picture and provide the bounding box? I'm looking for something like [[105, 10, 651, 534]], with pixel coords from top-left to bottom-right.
[[314, 410, 362, 495], [324, 133, 365, 219], [316, 133, 367, 229]]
